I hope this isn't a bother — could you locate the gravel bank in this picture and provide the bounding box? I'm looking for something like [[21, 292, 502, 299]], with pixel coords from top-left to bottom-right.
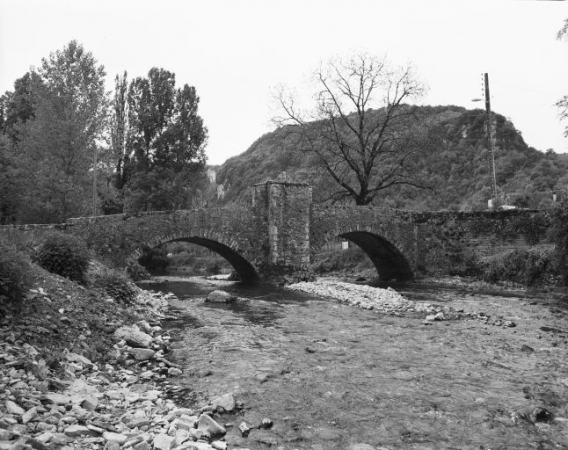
[[287, 279, 439, 315]]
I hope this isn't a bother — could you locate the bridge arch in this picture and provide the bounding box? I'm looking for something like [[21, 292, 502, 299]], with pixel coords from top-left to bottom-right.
[[334, 230, 414, 281], [127, 232, 260, 283]]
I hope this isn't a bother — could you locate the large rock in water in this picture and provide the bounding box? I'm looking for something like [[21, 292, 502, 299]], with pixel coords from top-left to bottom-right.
[[114, 326, 153, 348], [205, 290, 236, 303]]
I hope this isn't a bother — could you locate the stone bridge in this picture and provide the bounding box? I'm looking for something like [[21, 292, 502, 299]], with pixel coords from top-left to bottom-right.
[[0, 181, 552, 282]]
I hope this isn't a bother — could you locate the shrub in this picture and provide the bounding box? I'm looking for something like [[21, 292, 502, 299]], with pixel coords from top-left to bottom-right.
[[480, 246, 556, 286], [127, 261, 151, 281], [0, 244, 33, 307], [93, 268, 137, 304], [138, 245, 170, 272], [549, 199, 568, 285], [35, 232, 90, 284]]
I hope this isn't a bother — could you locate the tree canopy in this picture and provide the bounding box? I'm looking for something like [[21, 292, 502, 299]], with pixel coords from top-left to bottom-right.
[[0, 42, 208, 224], [114, 68, 208, 212]]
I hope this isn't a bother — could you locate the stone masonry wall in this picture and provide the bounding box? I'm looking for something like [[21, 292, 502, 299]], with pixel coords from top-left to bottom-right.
[[0, 184, 553, 280], [252, 181, 312, 275], [311, 206, 551, 277]]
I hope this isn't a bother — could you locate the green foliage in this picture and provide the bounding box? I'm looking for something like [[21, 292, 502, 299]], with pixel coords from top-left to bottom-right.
[[480, 247, 555, 287], [213, 105, 568, 211], [118, 68, 208, 212], [0, 244, 33, 307], [1, 41, 109, 223], [138, 245, 170, 272], [35, 232, 90, 284], [549, 199, 568, 285], [503, 214, 549, 245], [312, 246, 373, 274], [127, 261, 151, 281], [93, 268, 137, 304]]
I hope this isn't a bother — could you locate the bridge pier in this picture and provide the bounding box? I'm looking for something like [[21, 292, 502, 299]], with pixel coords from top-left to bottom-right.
[[253, 180, 312, 277]]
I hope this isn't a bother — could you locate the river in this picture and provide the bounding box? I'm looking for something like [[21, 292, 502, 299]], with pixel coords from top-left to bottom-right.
[[143, 276, 568, 450]]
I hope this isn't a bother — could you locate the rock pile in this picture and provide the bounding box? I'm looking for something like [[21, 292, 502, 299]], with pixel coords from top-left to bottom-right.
[[0, 288, 244, 450]]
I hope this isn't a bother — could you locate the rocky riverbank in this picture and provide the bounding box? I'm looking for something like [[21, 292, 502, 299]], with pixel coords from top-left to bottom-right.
[[287, 278, 518, 327], [0, 268, 254, 450]]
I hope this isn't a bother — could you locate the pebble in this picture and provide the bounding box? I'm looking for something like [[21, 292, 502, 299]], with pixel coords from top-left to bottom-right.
[[238, 421, 251, 437]]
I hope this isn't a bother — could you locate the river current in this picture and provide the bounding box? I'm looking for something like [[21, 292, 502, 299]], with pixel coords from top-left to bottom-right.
[[143, 276, 568, 450]]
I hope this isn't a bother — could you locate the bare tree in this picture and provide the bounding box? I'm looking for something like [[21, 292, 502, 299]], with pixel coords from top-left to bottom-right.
[[274, 54, 428, 205]]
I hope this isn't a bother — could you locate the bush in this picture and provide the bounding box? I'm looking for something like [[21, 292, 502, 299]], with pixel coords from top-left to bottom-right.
[[0, 244, 33, 307], [93, 268, 137, 304], [138, 245, 170, 272], [127, 261, 151, 281], [480, 246, 556, 286], [550, 199, 568, 285], [35, 232, 90, 284]]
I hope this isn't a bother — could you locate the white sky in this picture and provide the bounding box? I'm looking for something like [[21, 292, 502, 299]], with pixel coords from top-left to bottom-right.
[[1, 0, 567, 165]]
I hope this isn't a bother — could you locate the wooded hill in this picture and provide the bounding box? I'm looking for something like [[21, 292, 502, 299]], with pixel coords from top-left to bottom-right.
[[210, 105, 568, 211]]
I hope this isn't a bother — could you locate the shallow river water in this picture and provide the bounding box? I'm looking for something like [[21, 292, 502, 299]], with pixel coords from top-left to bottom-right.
[[144, 277, 568, 450]]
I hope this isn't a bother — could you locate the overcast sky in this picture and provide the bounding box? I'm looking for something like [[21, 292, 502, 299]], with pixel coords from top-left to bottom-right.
[[1, 0, 567, 165]]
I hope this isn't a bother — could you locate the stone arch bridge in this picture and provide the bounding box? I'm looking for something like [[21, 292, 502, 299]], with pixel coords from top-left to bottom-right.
[[1, 181, 551, 282]]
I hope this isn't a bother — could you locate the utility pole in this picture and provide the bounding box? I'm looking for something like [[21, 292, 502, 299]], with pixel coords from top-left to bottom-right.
[[93, 147, 97, 219], [484, 73, 498, 202]]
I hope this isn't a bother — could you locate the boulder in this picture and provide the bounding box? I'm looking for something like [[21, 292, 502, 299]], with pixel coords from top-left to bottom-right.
[[153, 433, 174, 450], [211, 441, 227, 450], [205, 290, 237, 303], [114, 326, 153, 348], [129, 348, 156, 361], [211, 393, 235, 412], [22, 407, 37, 424], [43, 393, 84, 406], [184, 443, 214, 450], [64, 425, 99, 437], [65, 352, 93, 368], [347, 445, 376, 450], [134, 441, 150, 450], [168, 367, 182, 377], [5, 400, 25, 415], [103, 432, 129, 444], [197, 415, 226, 436]]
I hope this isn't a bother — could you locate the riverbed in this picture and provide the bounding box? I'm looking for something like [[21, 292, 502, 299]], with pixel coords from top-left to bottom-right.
[[143, 276, 568, 450]]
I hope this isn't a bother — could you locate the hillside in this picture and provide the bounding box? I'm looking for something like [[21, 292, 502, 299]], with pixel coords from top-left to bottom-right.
[[209, 105, 568, 211]]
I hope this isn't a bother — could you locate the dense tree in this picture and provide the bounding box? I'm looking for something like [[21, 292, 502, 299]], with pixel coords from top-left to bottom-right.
[[112, 71, 128, 190], [119, 68, 208, 212], [10, 41, 109, 222], [0, 135, 24, 223], [0, 72, 45, 141], [274, 54, 428, 205]]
